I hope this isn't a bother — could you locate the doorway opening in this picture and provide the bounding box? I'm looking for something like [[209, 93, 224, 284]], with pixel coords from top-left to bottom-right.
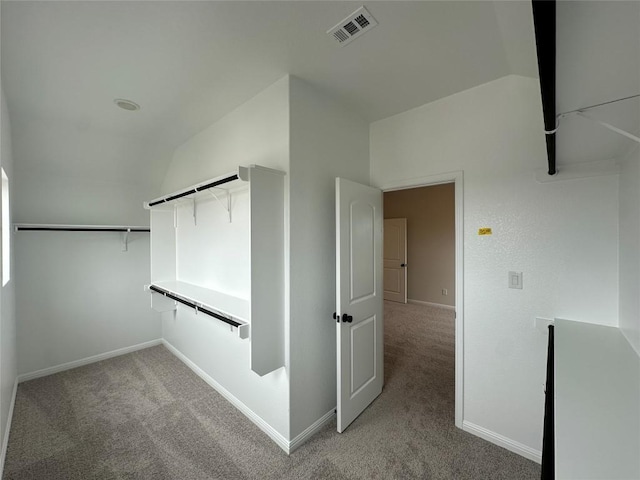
[[381, 172, 463, 428], [383, 183, 455, 309]]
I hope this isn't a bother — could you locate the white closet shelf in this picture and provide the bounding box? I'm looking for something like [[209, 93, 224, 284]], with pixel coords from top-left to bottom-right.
[[150, 280, 249, 326], [145, 167, 250, 210]]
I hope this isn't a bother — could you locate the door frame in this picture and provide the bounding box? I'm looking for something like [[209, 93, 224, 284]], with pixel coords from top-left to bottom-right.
[[380, 171, 464, 429]]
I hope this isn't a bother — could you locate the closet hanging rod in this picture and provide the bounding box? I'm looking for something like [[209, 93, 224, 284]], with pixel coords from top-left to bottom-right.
[[148, 173, 239, 207], [149, 284, 242, 328], [14, 224, 150, 232], [557, 93, 640, 117]]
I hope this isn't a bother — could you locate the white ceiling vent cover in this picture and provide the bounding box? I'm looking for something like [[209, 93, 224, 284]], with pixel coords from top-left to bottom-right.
[[328, 6, 378, 47]]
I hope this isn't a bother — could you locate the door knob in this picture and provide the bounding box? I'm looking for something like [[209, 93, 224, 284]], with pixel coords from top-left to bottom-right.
[[400, 263, 407, 267], [333, 312, 339, 323], [342, 313, 353, 323]]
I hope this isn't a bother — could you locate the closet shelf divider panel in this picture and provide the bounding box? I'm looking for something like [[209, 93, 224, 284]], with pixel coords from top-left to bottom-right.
[[247, 165, 285, 376]]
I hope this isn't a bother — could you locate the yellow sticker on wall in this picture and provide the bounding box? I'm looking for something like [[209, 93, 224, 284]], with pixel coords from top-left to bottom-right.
[[478, 228, 492, 236]]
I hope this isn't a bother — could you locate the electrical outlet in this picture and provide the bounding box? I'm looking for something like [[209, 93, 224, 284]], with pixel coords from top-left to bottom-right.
[[442, 289, 448, 296]]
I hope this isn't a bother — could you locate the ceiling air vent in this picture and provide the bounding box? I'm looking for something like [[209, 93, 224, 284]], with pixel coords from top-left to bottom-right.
[[328, 6, 378, 47]]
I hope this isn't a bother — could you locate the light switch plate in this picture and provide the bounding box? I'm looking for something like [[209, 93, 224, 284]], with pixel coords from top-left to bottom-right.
[[509, 271, 523, 289]]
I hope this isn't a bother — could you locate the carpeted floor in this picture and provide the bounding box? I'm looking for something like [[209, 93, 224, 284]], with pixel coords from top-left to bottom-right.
[[3, 302, 541, 479]]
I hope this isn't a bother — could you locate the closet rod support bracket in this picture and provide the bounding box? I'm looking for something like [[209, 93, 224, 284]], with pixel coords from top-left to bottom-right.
[[121, 229, 131, 252], [208, 188, 233, 223], [193, 198, 197, 226]]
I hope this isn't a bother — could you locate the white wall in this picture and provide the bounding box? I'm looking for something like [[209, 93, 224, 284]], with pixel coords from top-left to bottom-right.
[[288, 77, 370, 439], [12, 112, 163, 376], [14, 172, 154, 226], [0, 89, 17, 466], [619, 145, 640, 356], [16, 231, 159, 374], [160, 76, 290, 439], [370, 75, 619, 456], [162, 78, 289, 193], [12, 117, 165, 226]]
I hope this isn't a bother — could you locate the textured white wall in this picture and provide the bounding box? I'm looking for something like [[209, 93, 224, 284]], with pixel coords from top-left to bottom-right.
[[12, 106, 163, 377], [0, 89, 17, 464], [619, 146, 640, 355], [16, 231, 160, 374], [162, 78, 289, 193], [160, 76, 290, 438], [370, 75, 619, 455], [288, 77, 370, 439], [14, 173, 154, 226]]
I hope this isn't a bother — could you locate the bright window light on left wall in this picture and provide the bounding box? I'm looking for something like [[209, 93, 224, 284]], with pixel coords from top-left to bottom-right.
[[2, 168, 10, 286]]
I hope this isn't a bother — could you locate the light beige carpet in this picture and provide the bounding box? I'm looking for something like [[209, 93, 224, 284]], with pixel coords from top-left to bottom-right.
[[3, 302, 540, 479]]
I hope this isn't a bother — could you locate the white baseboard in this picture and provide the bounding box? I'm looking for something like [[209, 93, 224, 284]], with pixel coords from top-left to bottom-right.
[[407, 299, 455, 310], [17, 339, 163, 383], [289, 408, 335, 453], [162, 339, 293, 453], [462, 420, 541, 464], [0, 378, 18, 478]]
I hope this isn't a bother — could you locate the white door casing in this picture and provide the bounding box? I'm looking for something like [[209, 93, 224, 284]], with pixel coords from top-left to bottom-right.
[[335, 177, 384, 433], [383, 218, 407, 303]]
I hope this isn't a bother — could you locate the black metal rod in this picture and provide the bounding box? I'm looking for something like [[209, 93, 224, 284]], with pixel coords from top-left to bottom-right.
[[195, 174, 239, 192], [150, 285, 193, 309], [558, 93, 640, 117], [541, 324, 555, 480], [532, 0, 557, 176], [16, 227, 150, 232], [149, 284, 241, 328], [148, 174, 239, 207]]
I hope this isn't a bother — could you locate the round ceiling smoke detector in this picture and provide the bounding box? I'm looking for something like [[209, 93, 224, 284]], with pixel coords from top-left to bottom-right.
[[114, 99, 140, 111]]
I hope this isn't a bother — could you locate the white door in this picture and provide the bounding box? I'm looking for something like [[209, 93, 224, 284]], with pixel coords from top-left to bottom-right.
[[383, 218, 407, 303], [335, 177, 383, 433]]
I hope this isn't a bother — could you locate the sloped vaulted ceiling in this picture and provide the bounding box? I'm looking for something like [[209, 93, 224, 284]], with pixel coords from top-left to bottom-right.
[[1, 1, 540, 201]]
